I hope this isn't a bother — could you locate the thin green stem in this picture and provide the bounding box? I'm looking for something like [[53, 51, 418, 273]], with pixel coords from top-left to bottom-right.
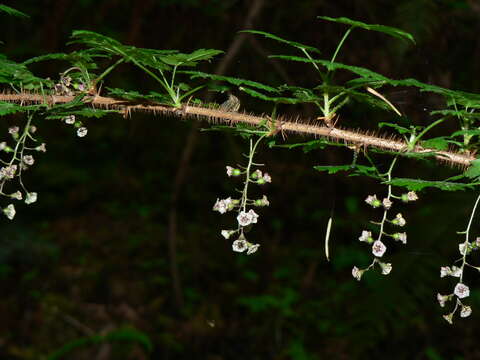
[[459, 193, 480, 283], [331, 27, 353, 64], [376, 157, 398, 243]]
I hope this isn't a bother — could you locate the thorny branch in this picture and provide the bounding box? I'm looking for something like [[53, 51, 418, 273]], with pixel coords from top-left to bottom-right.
[[0, 91, 475, 167]]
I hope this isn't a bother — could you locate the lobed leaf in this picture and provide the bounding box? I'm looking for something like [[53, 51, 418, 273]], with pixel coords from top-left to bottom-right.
[[0, 4, 29, 18], [318, 16, 415, 43], [240, 30, 321, 54], [385, 178, 477, 191]]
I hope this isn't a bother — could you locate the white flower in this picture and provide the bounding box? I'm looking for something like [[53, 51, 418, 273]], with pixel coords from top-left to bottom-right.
[[442, 313, 453, 324], [23, 155, 34, 166], [262, 173, 272, 183], [407, 191, 418, 201], [35, 143, 47, 152], [352, 266, 364, 281], [29, 125, 37, 133], [393, 213, 406, 226], [460, 305, 472, 318], [358, 230, 372, 242], [25, 192, 37, 204], [437, 293, 450, 308], [221, 230, 235, 239], [247, 243, 260, 255], [213, 197, 233, 214], [251, 169, 262, 179], [382, 198, 392, 209], [8, 126, 19, 134], [0, 142, 6, 151], [255, 195, 270, 207], [365, 194, 380, 208], [236, 209, 259, 227], [64, 115, 76, 124], [77, 127, 88, 137], [232, 239, 247, 252], [379, 262, 392, 275], [372, 240, 387, 257], [450, 266, 462, 278], [459, 242, 470, 256], [440, 266, 450, 278], [10, 191, 22, 200], [3, 204, 15, 220], [393, 232, 407, 244], [226, 166, 234, 177], [0, 165, 17, 180], [454, 283, 470, 299]]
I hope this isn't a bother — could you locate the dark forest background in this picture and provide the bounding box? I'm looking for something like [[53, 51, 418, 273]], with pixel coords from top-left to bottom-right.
[[1, 0, 480, 359]]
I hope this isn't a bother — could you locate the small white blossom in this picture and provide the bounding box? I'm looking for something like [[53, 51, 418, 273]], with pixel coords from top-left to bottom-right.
[[25, 192, 37, 204], [247, 243, 260, 255], [393, 213, 406, 227], [460, 305, 472, 318], [358, 230, 372, 242], [221, 230, 235, 239], [8, 126, 19, 134], [3, 204, 15, 220], [29, 125, 37, 133], [454, 283, 470, 299], [440, 266, 450, 278], [437, 293, 450, 308], [255, 195, 270, 207], [382, 198, 392, 209], [379, 262, 392, 275], [232, 239, 247, 252], [226, 166, 241, 177], [451, 266, 462, 277], [401, 191, 419, 202], [10, 191, 22, 200], [372, 240, 387, 257], [393, 232, 407, 244], [251, 169, 262, 179], [236, 209, 259, 227], [23, 155, 34, 166], [442, 313, 453, 324], [213, 197, 233, 214], [77, 127, 88, 137], [459, 242, 470, 256], [365, 194, 380, 208], [407, 191, 418, 201], [64, 115, 76, 124], [262, 173, 272, 183], [476, 237, 480, 248], [0, 142, 6, 151], [35, 143, 47, 152], [0, 165, 17, 180], [352, 266, 364, 281]]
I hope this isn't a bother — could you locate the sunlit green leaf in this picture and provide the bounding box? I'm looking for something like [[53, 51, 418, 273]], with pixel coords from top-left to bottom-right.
[[0, 4, 29, 18]]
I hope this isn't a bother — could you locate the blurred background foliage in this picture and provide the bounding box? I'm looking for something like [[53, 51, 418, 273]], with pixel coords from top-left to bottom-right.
[[0, 0, 480, 359]]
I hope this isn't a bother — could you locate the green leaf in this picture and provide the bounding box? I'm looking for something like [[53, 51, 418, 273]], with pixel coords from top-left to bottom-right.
[[240, 30, 321, 54], [451, 129, 480, 137], [182, 71, 278, 92], [421, 137, 449, 151], [0, 4, 29, 18], [0, 101, 42, 115], [464, 159, 480, 180], [157, 48, 223, 67], [318, 16, 415, 43], [386, 178, 477, 191], [239, 87, 301, 104], [378, 122, 411, 134], [314, 164, 378, 178], [45, 108, 117, 119]]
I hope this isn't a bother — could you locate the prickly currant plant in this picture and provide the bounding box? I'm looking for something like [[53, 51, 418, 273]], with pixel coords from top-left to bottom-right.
[[352, 157, 419, 280], [437, 194, 480, 323], [213, 134, 270, 255]]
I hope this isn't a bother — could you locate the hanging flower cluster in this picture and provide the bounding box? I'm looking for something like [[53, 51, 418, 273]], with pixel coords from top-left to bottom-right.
[[212, 137, 270, 255], [0, 120, 43, 220], [437, 233, 479, 323], [352, 190, 418, 280]]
